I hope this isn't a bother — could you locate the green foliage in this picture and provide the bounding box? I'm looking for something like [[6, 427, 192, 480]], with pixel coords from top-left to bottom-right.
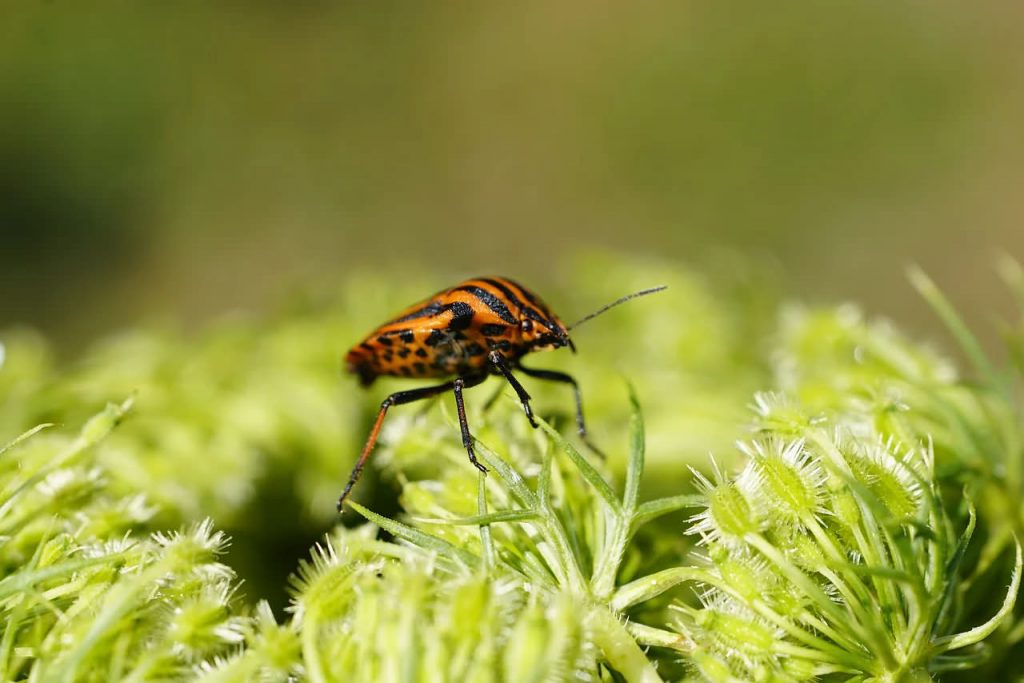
[[681, 408, 1020, 680], [2, 259, 1024, 681], [0, 402, 245, 681], [0, 258, 770, 529]]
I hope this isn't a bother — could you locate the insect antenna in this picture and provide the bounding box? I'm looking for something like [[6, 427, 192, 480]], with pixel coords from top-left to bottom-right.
[[567, 285, 667, 330]]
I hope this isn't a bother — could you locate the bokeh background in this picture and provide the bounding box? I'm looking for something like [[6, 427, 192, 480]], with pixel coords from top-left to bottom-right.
[[3, 2, 1024, 613], [2, 1, 1022, 348]]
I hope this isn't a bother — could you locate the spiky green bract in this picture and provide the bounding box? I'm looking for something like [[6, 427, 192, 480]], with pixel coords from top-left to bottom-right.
[[6, 260, 1024, 680], [342, 277, 1024, 681], [274, 526, 596, 683], [0, 297, 381, 528], [680, 395, 1022, 680], [0, 403, 249, 682], [309, 390, 696, 682], [774, 269, 1024, 680]]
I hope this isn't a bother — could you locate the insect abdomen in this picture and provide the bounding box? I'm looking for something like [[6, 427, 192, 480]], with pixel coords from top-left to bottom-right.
[[346, 325, 459, 385], [345, 284, 522, 384]]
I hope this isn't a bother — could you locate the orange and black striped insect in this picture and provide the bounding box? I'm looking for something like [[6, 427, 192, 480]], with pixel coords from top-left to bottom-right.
[[338, 276, 665, 511]]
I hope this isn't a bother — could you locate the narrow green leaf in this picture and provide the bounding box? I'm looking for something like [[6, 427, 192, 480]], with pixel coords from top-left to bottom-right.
[[631, 494, 704, 532], [474, 441, 539, 509], [0, 399, 132, 521], [537, 419, 620, 514], [996, 252, 1024, 312], [347, 501, 480, 568], [410, 509, 541, 526], [835, 562, 915, 584], [0, 423, 54, 459], [746, 533, 877, 650], [623, 385, 644, 515], [1006, 334, 1024, 383], [477, 471, 495, 572], [0, 590, 27, 678], [1006, 615, 1024, 646], [934, 499, 976, 636], [934, 539, 1023, 653], [626, 622, 694, 653], [908, 266, 1006, 395], [586, 608, 664, 683], [477, 434, 585, 591], [537, 440, 553, 509], [44, 552, 168, 681], [0, 554, 126, 601], [930, 651, 991, 673], [611, 567, 709, 612]]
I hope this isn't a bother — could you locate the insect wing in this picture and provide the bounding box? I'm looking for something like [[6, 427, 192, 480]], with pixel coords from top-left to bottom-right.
[[346, 288, 479, 381]]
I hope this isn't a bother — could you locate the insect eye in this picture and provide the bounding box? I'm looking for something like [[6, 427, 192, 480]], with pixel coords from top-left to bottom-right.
[[521, 319, 533, 333]]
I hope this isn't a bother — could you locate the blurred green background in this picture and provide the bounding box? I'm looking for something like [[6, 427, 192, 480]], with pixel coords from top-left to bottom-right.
[[2, 2, 1022, 347]]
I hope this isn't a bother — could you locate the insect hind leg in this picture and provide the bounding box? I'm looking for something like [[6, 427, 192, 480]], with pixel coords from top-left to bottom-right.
[[338, 380, 456, 511], [453, 374, 489, 473]]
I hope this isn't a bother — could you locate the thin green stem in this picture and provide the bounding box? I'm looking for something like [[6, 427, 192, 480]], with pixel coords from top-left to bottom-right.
[[587, 608, 663, 683], [478, 471, 495, 573]]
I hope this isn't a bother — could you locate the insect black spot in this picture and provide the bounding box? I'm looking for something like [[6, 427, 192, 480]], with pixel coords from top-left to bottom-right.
[[397, 348, 411, 359], [399, 330, 415, 344], [415, 348, 428, 358], [447, 301, 474, 331], [360, 342, 374, 351], [425, 329, 446, 347], [398, 366, 412, 376], [465, 342, 486, 356], [351, 360, 376, 387], [382, 351, 394, 362], [376, 335, 394, 347], [413, 362, 426, 374], [480, 323, 506, 337]]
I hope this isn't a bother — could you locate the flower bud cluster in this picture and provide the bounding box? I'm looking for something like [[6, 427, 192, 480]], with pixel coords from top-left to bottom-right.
[[679, 393, 1016, 681]]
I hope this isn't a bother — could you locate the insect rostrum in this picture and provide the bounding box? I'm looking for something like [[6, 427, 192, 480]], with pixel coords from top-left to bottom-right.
[[338, 276, 663, 511]]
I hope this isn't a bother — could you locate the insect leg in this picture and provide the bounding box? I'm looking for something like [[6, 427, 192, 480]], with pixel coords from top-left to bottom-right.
[[487, 351, 537, 428], [337, 381, 455, 511], [453, 375, 489, 473], [516, 365, 607, 459]]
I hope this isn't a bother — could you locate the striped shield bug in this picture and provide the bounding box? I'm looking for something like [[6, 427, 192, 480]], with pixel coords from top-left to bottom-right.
[[338, 276, 665, 511]]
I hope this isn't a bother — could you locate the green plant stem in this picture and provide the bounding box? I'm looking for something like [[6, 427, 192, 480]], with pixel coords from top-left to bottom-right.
[[908, 266, 1008, 397], [44, 555, 172, 682], [478, 471, 495, 573], [626, 622, 693, 652], [587, 607, 663, 683], [933, 540, 1022, 653]]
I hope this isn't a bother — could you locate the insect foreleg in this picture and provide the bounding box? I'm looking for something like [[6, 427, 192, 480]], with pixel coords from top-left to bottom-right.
[[487, 351, 537, 428], [516, 365, 606, 460], [337, 381, 456, 511]]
